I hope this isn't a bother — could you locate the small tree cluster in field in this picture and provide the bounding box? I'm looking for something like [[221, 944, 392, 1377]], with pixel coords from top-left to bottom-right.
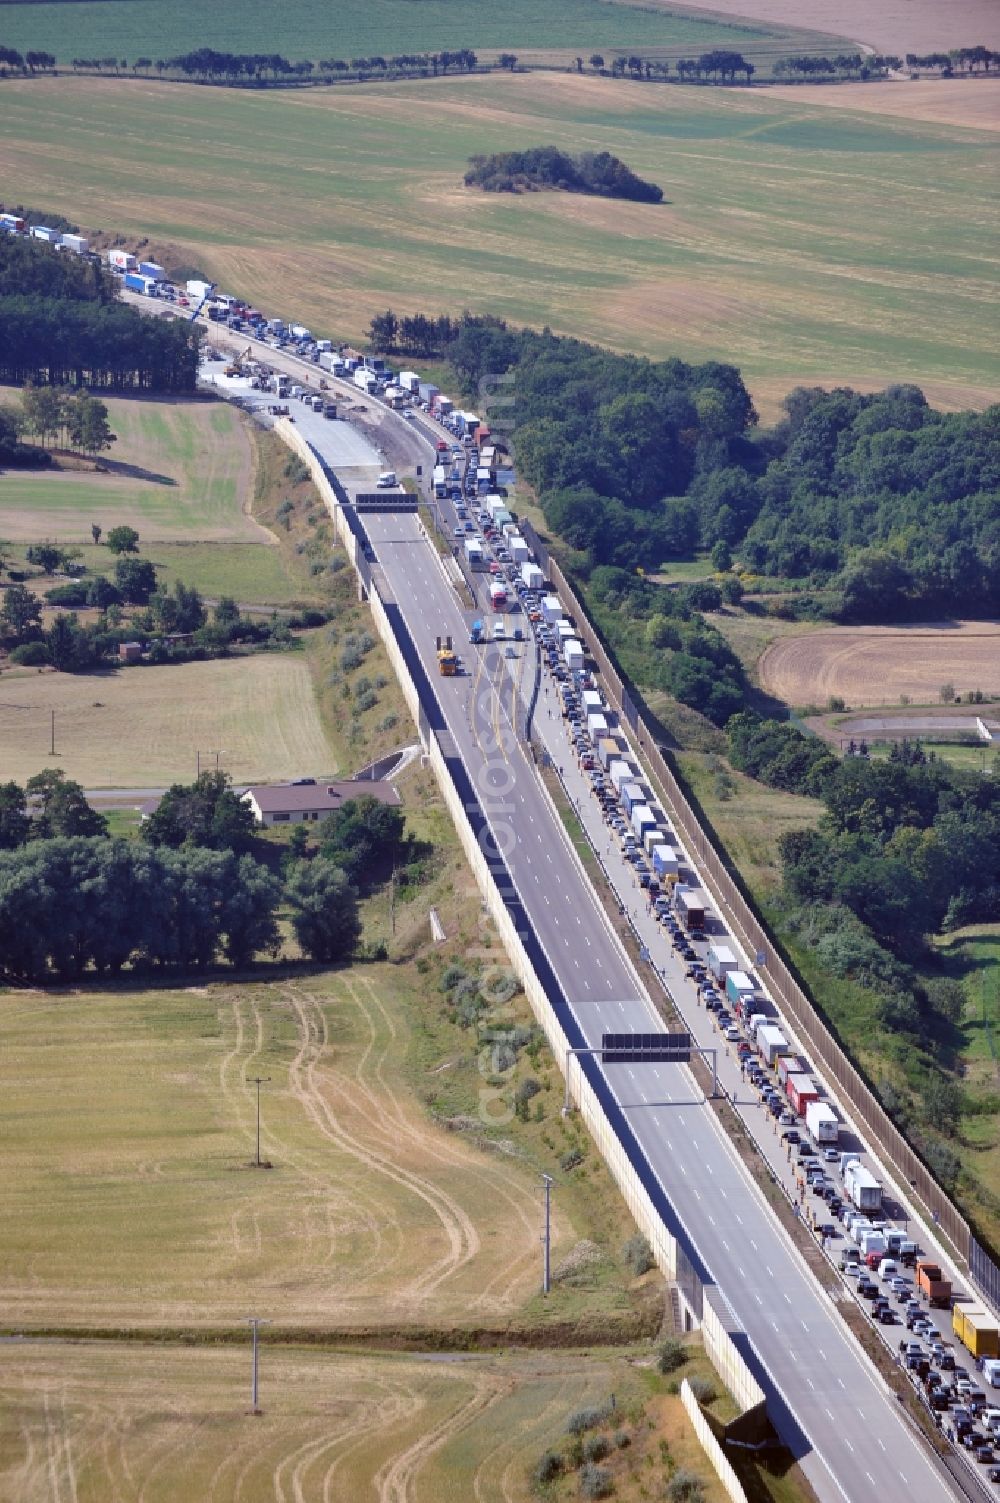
[[686, 1376, 715, 1404], [17, 383, 116, 456]]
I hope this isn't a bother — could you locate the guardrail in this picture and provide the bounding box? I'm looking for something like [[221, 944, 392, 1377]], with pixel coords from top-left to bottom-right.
[[535, 546, 984, 1280]]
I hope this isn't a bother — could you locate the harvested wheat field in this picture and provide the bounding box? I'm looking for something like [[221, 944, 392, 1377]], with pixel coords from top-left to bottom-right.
[[0, 1340, 730, 1503], [0, 653, 335, 787], [0, 977, 566, 1332], [766, 78, 1000, 132], [670, 0, 999, 54], [759, 622, 1000, 708]]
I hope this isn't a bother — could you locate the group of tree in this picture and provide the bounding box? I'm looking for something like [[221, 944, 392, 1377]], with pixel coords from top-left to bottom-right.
[[905, 47, 1000, 73], [14, 383, 116, 456], [772, 53, 900, 79], [464, 147, 663, 204], [730, 710, 1000, 949], [0, 235, 200, 392], [0, 771, 422, 980], [730, 385, 1000, 621], [675, 51, 755, 83], [367, 310, 457, 357], [0, 48, 55, 76]]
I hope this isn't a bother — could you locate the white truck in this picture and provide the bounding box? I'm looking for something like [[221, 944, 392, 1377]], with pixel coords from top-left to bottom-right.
[[757, 1023, 789, 1067], [805, 1100, 839, 1145], [844, 1158, 883, 1212]]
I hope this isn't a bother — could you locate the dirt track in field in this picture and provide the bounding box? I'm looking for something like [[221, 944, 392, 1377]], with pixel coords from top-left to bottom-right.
[[759, 622, 1000, 707]]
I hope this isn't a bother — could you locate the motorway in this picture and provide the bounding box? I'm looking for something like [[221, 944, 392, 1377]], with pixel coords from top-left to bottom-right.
[[318, 479, 955, 1499], [186, 329, 961, 1500]]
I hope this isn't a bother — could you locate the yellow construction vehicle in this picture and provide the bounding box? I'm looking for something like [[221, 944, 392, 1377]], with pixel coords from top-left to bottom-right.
[[225, 345, 253, 377], [436, 635, 459, 676]]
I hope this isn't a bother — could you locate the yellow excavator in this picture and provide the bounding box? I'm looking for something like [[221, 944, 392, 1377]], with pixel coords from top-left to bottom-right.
[[225, 345, 254, 377], [436, 635, 459, 676]]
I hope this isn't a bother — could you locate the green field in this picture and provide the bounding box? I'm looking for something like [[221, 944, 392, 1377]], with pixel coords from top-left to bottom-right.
[[0, 395, 263, 544], [1, 74, 995, 400], [0, 0, 832, 67]]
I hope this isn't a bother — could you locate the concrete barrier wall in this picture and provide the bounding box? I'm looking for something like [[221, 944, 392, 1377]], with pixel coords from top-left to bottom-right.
[[680, 1379, 749, 1503], [269, 417, 770, 1423], [543, 555, 974, 1268], [701, 1289, 765, 1416]]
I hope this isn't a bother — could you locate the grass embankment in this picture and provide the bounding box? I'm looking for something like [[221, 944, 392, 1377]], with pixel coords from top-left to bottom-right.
[[0, 74, 995, 402]]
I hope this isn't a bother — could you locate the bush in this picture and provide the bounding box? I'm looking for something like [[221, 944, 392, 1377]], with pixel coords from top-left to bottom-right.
[[579, 1464, 613, 1499], [45, 582, 89, 607], [657, 1339, 688, 1375], [582, 1435, 609, 1463], [8, 640, 49, 665], [532, 1449, 563, 1486], [560, 1147, 583, 1172], [355, 688, 378, 712], [376, 713, 398, 733], [666, 1469, 705, 1501], [566, 1402, 611, 1435], [687, 1376, 715, 1404], [622, 1234, 654, 1276], [614, 1430, 630, 1450]]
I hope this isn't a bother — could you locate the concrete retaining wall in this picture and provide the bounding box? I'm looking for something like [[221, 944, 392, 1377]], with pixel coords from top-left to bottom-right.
[[680, 1379, 749, 1503]]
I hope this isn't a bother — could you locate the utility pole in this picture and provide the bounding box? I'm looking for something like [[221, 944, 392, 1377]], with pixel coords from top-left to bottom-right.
[[541, 1174, 553, 1295], [249, 1075, 271, 1167], [245, 1317, 270, 1414]]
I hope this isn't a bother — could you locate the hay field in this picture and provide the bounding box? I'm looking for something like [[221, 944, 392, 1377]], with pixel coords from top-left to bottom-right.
[[766, 78, 1000, 132], [0, 974, 606, 1334], [0, 1340, 730, 1503], [0, 652, 336, 786], [0, 75, 996, 400], [0, 396, 269, 545], [759, 622, 1000, 708]]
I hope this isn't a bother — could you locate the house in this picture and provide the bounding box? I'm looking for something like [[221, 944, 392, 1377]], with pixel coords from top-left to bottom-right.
[[241, 779, 401, 827]]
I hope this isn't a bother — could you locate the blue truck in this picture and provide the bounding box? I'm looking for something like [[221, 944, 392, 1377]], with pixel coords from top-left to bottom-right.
[[469, 619, 485, 644]]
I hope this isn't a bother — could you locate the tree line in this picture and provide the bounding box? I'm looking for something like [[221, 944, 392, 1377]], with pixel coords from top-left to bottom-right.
[[60, 47, 479, 84], [0, 772, 410, 981], [464, 147, 663, 203], [0, 47, 55, 75], [772, 53, 901, 79]]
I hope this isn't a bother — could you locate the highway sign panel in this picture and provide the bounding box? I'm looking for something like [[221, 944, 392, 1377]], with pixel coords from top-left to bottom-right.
[[602, 1031, 691, 1063]]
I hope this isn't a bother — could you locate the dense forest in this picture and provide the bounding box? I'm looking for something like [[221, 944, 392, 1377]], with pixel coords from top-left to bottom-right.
[[0, 235, 201, 391], [465, 147, 663, 203], [434, 315, 999, 624]]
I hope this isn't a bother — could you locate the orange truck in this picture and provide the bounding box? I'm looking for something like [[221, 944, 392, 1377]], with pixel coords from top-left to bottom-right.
[[916, 1260, 953, 1309]]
